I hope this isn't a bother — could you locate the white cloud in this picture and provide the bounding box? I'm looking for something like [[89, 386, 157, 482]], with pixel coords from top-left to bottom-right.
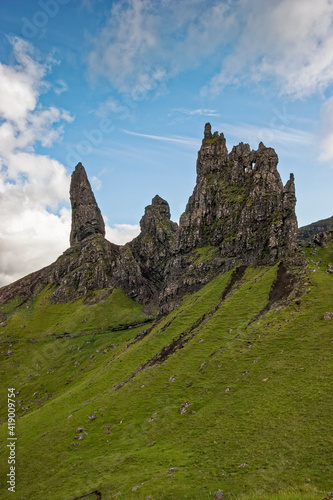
[[205, 0, 333, 98], [0, 38, 72, 287], [0, 208, 71, 286], [87, 0, 237, 94], [105, 223, 140, 245]]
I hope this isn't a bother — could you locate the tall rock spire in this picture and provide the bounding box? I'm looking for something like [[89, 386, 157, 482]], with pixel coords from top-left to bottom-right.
[[69, 163, 105, 246]]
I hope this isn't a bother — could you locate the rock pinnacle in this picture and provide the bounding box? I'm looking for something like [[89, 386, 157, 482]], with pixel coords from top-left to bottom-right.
[[69, 163, 105, 246]]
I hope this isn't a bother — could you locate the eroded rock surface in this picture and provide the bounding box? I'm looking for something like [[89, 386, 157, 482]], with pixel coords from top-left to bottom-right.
[[0, 126, 300, 314], [70, 162, 105, 246], [160, 123, 298, 312]]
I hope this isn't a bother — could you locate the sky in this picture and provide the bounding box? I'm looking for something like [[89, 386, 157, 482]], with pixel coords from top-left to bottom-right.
[[0, 0, 333, 286]]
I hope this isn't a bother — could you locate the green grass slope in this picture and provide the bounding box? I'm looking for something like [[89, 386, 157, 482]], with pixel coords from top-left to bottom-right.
[[0, 246, 332, 500]]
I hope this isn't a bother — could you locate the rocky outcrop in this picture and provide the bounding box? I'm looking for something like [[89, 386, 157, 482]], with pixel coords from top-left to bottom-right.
[[177, 124, 297, 260], [70, 163, 105, 246], [109, 196, 178, 306], [298, 215, 333, 246], [50, 234, 119, 303], [0, 125, 300, 315], [313, 230, 333, 247], [160, 124, 298, 312], [129, 195, 177, 285]]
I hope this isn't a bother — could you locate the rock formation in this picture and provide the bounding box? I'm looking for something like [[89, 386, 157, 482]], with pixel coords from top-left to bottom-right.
[[298, 215, 333, 246], [313, 230, 333, 247], [70, 162, 105, 246], [0, 124, 300, 315], [160, 124, 298, 312], [178, 124, 297, 260]]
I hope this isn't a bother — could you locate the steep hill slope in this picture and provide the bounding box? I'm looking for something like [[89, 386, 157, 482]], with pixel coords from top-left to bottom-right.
[[0, 124, 332, 499], [0, 243, 332, 499]]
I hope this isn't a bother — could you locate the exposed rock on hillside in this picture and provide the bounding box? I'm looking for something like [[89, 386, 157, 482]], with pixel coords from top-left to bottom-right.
[[160, 123, 298, 312], [0, 124, 300, 314], [50, 234, 119, 303], [313, 230, 333, 247], [109, 196, 177, 306], [298, 215, 333, 246], [178, 123, 297, 260], [129, 195, 178, 285]]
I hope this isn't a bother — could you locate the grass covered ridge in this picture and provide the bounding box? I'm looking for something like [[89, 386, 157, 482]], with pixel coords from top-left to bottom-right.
[[0, 245, 332, 499]]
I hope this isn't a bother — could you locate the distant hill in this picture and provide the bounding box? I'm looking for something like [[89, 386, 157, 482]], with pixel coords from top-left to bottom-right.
[[298, 215, 333, 246]]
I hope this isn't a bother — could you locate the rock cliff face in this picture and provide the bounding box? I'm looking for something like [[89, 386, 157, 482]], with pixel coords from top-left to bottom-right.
[[0, 124, 300, 314], [160, 124, 298, 312], [178, 123, 297, 260]]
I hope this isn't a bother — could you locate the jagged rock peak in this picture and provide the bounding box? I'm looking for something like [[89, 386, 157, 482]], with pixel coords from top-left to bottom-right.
[[140, 195, 172, 232], [70, 162, 105, 246]]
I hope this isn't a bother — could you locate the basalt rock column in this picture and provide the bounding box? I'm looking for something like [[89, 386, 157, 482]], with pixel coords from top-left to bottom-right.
[[70, 163, 105, 246]]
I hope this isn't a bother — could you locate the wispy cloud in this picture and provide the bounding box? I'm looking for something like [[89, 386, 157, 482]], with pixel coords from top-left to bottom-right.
[[216, 122, 314, 149], [123, 129, 200, 148], [54, 79, 68, 95], [171, 108, 221, 118], [87, 0, 237, 94]]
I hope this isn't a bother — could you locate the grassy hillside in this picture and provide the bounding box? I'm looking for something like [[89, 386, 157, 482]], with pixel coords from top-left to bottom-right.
[[0, 245, 332, 499]]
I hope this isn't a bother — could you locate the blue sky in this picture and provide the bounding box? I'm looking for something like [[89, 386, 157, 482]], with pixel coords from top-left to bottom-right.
[[0, 0, 333, 285]]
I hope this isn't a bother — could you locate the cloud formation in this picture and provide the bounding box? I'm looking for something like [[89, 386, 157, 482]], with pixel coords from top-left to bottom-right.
[[0, 38, 72, 286], [205, 0, 333, 98], [88, 0, 236, 94], [105, 223, 140, 245]]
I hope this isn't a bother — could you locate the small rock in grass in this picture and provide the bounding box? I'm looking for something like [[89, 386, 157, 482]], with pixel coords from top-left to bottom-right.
[[147, 441, 155, 447], [324, 312, 333, 320], [225, 387, 230, 392], [76, 427, 86, 433], [88, 412, 96, 420], [180, 401, 191, 414], [238, 462, 247, 468], [132, 486, 139, 491], [169, 467, 178, 473]]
